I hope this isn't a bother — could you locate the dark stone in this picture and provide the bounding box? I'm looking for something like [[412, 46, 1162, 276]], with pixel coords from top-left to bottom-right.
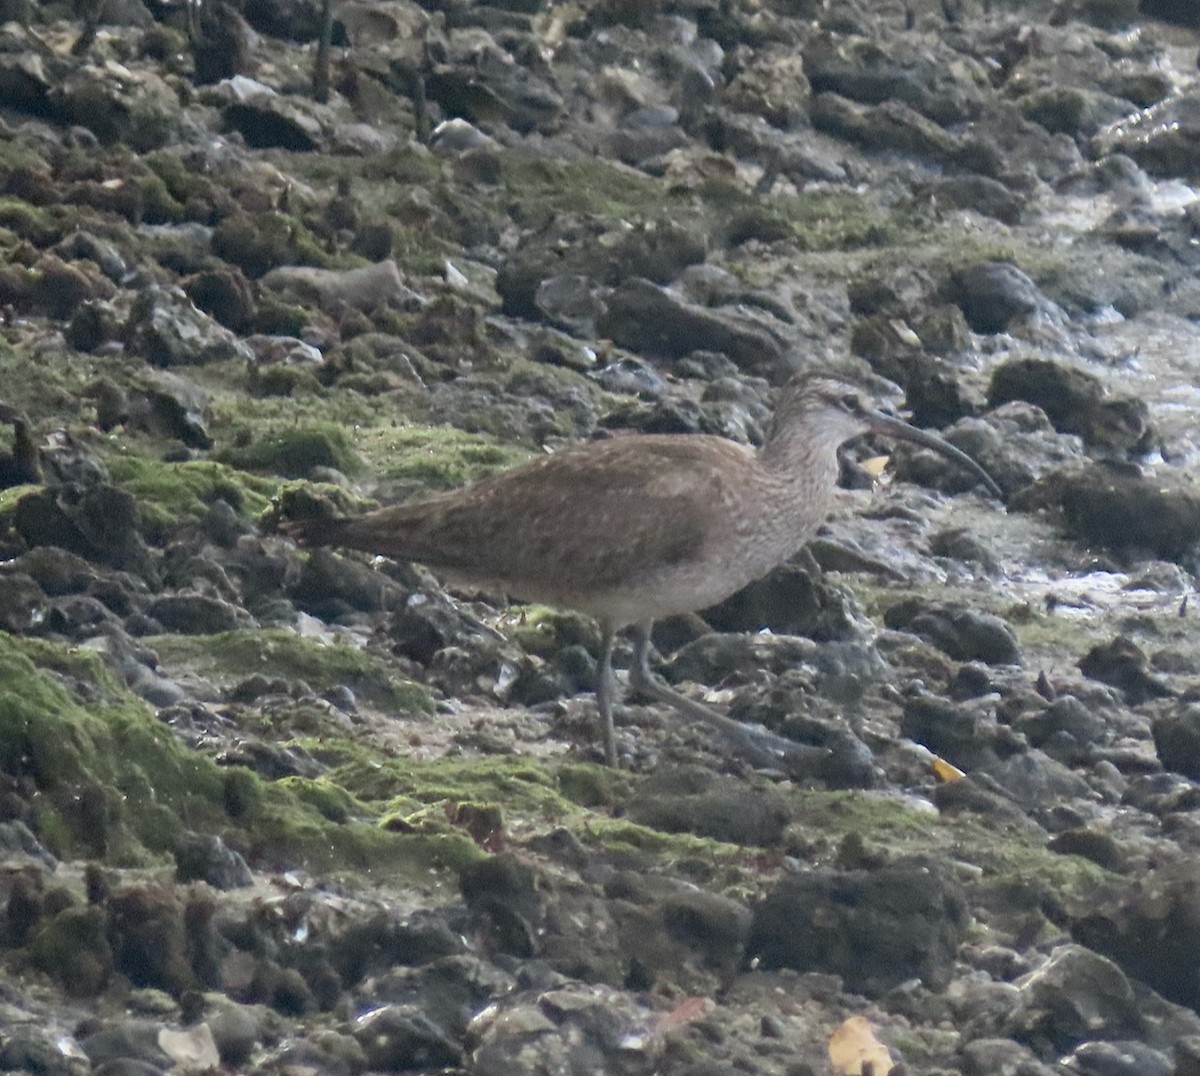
[[183, 267, 257, 332], [27, 905, 114, 997], [289, 547, 408, 618], [207, 1004, 260, 1067], [989, 357, 1150, 452], [702, 563, 856, 641], [811, 93, 985, 172], [31, 255, 104, 319], [599, 393, 705, 435], [885, 598, 1020, 665], [349, 221, 394, 261], [626, 766, 789, 847], [175, 832, 254, 890], [14, 546, 127, 594], [949, 661, 993, 699], [330, 909, 465, 986], [0, 571, 46, 633], [0, 1031, 79, 1076], [1015, 462, 1200, 561], [183, 891, 226, 990], [533, 274, 606, 337], [943, 261, 1051, 333], [353, 1004, 463, 1071], [1078, 636, 1174, 704], [608, 221, 706, 285], [107, 885, 198, 995], [960, 1038, 1057, 1076], [1014, 695, 1108, 764], [933, 774, 1042, 830], [6, 872, 45, 946], [46, 593, 119, 638], [1009, 945, 1145, 1052], [387, 588, 492, 665], [982, 750, 1093, 814], [79, 1023, 170, 1069], [921, 174, 1024, 224], [591, 357, 668, 398], [233, 958, 317, 1015], [425, 62, 562, 136], [1154, 706, 1200, 778], [802, 32, 980, 125], [222, 99, 322, 151], [460, 854, 540, 958], [660, 889, 751, 973], [1072, 861, 1200, 1013], [1122, 772, 1200, 816], [901, 365, 977, 428], [596, 278, 787, 379], [145, 594, 249, 634], [125, 284, 249, 367], [191, 0, 253, 85], [666, 631, 818, 685], [66, 300, 122, 351], [1061, 1040, 1172, 1076], [747, 865, 969, 994], [1047, 828, 1126, 871], [13, 484, 154, 578], [900, 692, 1020, 772]]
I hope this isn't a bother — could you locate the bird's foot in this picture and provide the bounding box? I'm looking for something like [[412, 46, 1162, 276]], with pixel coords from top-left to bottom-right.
[[630, 671, 875, 782]]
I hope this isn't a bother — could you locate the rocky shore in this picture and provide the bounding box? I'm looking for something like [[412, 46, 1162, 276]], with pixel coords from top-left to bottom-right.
[[3, 0, 1200, 1072]]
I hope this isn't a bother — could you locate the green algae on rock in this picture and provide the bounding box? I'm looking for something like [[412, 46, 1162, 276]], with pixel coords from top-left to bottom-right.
[[216, 424, 362, 480], [147, 628, 434, 715], [104, 456, 278, 542], [0, 632, 464, 876]]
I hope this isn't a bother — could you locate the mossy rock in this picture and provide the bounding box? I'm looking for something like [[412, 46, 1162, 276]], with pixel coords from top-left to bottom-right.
[[0, 633, 452, 876], [0, 198, 64, 246], [27, 904, 114, 998], [216, 425, 361, 479], [0, 632, 231, 862], [358, 424, 528, 493], [105, 455, 278, 541], [504, 605, 603, 658], [252, 364, 324, 397], [212, 212, 331, 278], [142, 150, 224, 217], [326, 752, 581, 824], [279, 776, 366, 823], [148, 628, 434, 714]]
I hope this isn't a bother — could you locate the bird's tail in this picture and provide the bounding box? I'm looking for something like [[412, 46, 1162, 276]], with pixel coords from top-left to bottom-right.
[[279, 515, 353, 548]]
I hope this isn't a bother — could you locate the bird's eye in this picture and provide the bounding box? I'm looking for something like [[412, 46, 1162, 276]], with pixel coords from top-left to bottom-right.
[[839, 393, 860, 412]]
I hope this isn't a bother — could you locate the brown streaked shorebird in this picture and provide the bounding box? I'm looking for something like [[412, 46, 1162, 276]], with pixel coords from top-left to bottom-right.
[[283, 375, 1002, 771]]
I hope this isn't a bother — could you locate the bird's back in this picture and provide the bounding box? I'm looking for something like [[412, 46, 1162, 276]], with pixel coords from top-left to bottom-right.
[[290, 432, 798, 624]]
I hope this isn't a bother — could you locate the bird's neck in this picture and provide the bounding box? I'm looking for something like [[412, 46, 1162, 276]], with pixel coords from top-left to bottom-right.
[[758, 418, 841, 498]]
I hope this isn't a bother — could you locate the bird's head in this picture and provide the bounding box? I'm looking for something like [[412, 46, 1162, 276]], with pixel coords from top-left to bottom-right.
[[773, 373, 1003, 498]]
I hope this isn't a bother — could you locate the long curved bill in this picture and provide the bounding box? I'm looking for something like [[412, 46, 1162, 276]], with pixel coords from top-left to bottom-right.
[[865, 410, 1004, 500]]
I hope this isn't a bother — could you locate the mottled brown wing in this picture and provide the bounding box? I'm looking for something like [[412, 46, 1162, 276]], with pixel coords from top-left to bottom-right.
[[340, 435, 737, 590]]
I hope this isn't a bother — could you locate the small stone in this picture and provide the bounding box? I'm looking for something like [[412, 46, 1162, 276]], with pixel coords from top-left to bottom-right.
[[353, 1005, 462, 1071], [175, 832, 254, 890]]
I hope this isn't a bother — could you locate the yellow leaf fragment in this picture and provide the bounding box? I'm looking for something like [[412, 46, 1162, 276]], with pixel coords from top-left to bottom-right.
[[828, 1015, 895, 1076], [861, 455, 891, 478], [932, 755, 967, 782], [655, 996, 712, 1033]]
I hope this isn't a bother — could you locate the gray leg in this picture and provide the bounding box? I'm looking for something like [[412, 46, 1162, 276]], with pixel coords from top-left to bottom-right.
[[596, 625, 618, 768], [629, 622, 832, 778]]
